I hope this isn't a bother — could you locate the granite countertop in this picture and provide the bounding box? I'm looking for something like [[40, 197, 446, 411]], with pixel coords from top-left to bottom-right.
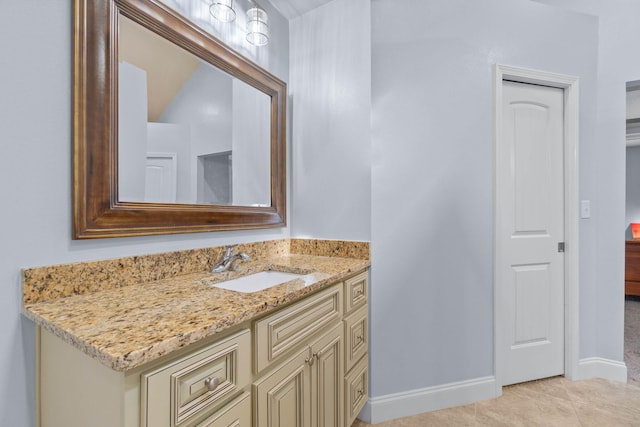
[[23, 253, 369, 372]]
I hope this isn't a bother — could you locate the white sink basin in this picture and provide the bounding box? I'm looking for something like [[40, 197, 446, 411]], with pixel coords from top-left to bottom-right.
[[210, 271, 304, 293]]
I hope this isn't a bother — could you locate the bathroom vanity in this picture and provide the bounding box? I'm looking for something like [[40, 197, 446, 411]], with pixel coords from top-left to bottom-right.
[[23, 240, 369, 427]]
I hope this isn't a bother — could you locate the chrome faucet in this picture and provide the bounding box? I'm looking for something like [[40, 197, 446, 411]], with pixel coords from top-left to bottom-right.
[[212, 246, 250, 273]]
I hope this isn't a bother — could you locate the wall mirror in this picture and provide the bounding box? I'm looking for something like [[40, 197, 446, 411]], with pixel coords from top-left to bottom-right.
[[74, 0, 286, 239]]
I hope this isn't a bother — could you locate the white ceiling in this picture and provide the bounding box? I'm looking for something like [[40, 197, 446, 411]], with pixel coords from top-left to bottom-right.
[[267, 0, 334, 19]]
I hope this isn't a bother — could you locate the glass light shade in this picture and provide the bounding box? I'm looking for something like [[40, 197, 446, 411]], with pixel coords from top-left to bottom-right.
[[246, 7, 269, 46], [210, 0, 236, 23]]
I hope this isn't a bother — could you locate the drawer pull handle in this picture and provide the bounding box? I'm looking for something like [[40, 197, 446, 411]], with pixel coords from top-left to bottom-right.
[[204, 376, 219, 391], [356, 388, 364, 399], [354, 289, 364, 297], [355, 335, 364, 345]]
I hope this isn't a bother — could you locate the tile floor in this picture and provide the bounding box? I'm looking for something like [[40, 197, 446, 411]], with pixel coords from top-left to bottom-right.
[[351, 376, 640, 426]]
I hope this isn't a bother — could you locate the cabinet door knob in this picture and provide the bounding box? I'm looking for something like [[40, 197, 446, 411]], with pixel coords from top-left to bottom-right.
[[204, 376, 219, 391], [305, 356, 315, 366]]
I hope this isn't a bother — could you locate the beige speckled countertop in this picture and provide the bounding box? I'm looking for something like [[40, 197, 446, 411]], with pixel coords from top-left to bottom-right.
[[22, 239, 369, 372]]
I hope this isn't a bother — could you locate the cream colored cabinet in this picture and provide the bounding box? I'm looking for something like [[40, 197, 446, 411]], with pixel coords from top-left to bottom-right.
[[254, 283, 342, 375], [38, 328, 252, 427], [344, 357, 368, 425], [344, 304, 368, 373], [253, 323, 343, 427], [343, 271, 369, 427], [253, 346, 311, 427], [196, 392, 251, 427], [253, 283, 344, 427], [310, 323, 344, 427], [37, 271, 368, 427], [344, 272, 367, 314], [141, 330, 251, 427]]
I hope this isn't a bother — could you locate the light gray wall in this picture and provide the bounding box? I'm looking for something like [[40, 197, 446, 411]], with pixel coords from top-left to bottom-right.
[[289, 0, 372, 240], [370, 0, 598, 396], [159, 64, 272, 206], [118, 61, 149, 201], [0, 1, 289, 425], [533, 0, 640, 363], [147, 122, 192, 202], [159, 64, 233, 203], [232, 79, 271, 206], [159, 64, 233, 148]]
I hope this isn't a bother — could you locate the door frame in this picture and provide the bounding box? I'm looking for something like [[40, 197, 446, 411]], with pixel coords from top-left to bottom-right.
[[494, 64, 580, 392]]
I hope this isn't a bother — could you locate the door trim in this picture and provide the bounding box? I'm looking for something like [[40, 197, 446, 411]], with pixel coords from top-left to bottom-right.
[[494, 64, 580, 392]]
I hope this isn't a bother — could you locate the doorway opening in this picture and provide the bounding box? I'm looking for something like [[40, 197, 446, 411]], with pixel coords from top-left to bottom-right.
[[624, 79, 640, 386]]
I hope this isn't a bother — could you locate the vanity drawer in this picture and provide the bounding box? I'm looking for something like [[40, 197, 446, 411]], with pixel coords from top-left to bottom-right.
[[255, 283, 342, 374], [195, 392, 251, 427], [345, 355, 368, 427], [344, 271, 368, 315], [344, 304, 368, 373], [141, 330, 251, 427]]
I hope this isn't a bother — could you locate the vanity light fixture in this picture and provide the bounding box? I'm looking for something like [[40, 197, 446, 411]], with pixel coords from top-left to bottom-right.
[[246, 4, 269, 46], [210, 0, 236, 23]]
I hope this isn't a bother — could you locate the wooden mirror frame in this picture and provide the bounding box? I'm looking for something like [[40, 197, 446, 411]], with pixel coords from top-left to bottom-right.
[[74, 0, 287, 239]]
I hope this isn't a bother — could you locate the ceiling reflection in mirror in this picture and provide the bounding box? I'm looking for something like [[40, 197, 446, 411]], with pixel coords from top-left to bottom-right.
[[118, 15, 271, 206]]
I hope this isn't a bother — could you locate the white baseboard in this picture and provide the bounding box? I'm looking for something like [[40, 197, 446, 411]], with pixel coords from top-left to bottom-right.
[[358, 376, 497, 424], [575, 357, 628, 383], [358, 359, 626, 424]]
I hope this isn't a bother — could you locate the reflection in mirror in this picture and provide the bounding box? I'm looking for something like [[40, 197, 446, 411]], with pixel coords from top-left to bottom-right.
[[73, 0, 286, 238], [118, 15, 271, 206]]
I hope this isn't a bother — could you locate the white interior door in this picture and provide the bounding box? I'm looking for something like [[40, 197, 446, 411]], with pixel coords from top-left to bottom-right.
[[145, 152, 177, 203], [497, 80, 565, 386]]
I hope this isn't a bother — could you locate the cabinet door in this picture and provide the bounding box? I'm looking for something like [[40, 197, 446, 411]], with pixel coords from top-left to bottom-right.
[[253, 348, 312, 427], [344, 304, 368, 373], [311, 324, 344, 427], [344, 356, 368, 427]]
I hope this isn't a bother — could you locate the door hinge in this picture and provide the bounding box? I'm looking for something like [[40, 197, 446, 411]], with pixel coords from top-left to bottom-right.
[[558, 242, 565, 253]]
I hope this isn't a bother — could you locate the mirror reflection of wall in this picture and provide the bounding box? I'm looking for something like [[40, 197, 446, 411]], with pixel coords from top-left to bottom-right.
[[626, 80, 640, 239], [117, 15, 271, 206]]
